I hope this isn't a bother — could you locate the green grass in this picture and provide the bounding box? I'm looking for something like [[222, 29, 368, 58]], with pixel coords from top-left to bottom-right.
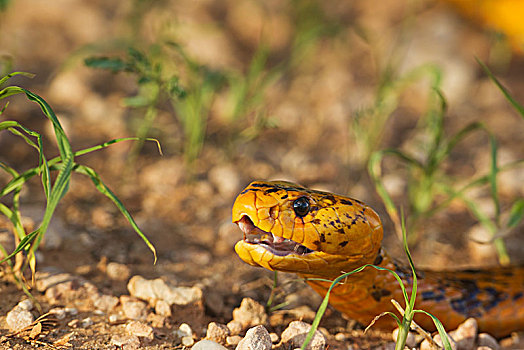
[[79, 0, 346, 166], [300, 213, 452, 350], [365, 64, 524, 265], [0, 72, 157, 290]]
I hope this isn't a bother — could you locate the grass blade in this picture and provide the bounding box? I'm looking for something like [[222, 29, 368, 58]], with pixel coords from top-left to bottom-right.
[[476, 57, 524, 119], [414, 310, 453, 350], [507, 199, 524, 228]]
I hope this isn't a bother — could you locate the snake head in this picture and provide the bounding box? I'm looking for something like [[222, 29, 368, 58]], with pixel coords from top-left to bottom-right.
[[232, 181, 383, 277]]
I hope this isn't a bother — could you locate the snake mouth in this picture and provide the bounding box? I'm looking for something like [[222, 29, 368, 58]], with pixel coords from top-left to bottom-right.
[[236, 215, 314, 256]]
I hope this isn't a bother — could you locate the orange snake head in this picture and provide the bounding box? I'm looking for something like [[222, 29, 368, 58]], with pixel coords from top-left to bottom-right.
[[232, 181, 384, 278]]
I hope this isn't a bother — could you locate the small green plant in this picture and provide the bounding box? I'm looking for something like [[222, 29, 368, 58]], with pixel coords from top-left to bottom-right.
[[367, 60, 524, 265], [0, 72, 157, 290], [85, 45, 191, 161], [300, 213, 452, 350]]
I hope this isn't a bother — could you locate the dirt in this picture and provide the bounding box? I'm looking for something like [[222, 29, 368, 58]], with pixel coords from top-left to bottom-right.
[[0, 0, 523, 349]]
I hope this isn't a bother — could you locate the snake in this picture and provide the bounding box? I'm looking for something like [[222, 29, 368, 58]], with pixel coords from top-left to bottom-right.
[[232, 180, 524, 338]]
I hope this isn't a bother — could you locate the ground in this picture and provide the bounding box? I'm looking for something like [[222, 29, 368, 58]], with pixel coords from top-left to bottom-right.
[[0, 0, 523, 349]]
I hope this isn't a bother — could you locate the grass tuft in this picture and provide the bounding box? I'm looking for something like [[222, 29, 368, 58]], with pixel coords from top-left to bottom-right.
[[0, 72, 158, 289]]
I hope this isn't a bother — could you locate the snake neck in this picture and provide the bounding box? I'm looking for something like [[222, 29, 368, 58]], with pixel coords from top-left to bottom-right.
[[297, 248, 411, 328]]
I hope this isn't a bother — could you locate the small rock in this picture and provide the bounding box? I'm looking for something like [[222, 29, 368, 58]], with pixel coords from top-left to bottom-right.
[[49, 307, 67, 320], [421, 332, 457, 350], [392, 327, 417, 348], [68, 319, 79, 328], [335, 333, 347, 341], [477, 333, 500, 350], [126, 321, 154, 341], [154, 299, 171, 317], [36, 267, 99, 308], [111, 334, 140, 350], [17, 299, 34, 311], [281, 321, 326, 350], [206, 322, 230, 343], [108, 314, 122, 323], [232, 298, 268, 328], [93, 294, 119, 313], [146, 312, 166, 328], [81, 317, 94, 327], [121, 296, 148, 320], [269, 332, 279, 343], [227, 335, 243, 346], [235, 325, 272, 350], [182, 336, 194, 346], [227, 320, 243, 335], [106, 262, 131, 281], [175, 323, 193, 338], [449, 318, 477, 350], [65, 307, 78, 315], [127, 275, 202, 306], [6, 305, 35, 332], [193, 339, 228, 350]]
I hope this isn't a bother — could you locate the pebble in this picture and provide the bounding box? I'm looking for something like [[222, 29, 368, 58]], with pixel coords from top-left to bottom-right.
[[232, 297, 268, 328], [235, 325, 272, 350], [65, 307, 78, 315], [35, 267, 78, 291], [421, 333, 457, 350], [146, 312, 166, 328], [193, 339, 228, 350], [126, 321, 154, 341], [280, 321, 326, 350], [174, 322, 194, 346], [227, 320, 243, 335], [449, 318, 477, 350], [93, 294, 119, 313], [108, 314, 121, 323], [334, 333, 346, 341], [127, 275, 202, 306], [111, 334, 140, 350], [206, 322, 230, 343], [106, 262, 131, 281], [68, 319, 79, 328], [154, 299, 171, 317], [181, 336, 195, 346], [227, 335, 243, 346], [36, 267, 100, 307], [120, 296, 148, 320], [269, 332, 279, 343], [80, 317, 94, 327], [477, 333, 500, 350], [49, 307, 67, 320], [17, 299, 34, 311], [6, 305, 35, 332], [392, 327, 418, 348]]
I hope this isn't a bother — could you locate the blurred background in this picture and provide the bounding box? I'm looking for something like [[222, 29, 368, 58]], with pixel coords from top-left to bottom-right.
[[0, 0, 523, 346]]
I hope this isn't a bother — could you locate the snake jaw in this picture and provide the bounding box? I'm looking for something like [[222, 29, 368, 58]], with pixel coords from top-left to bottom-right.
[[236, 215, 314, 256]]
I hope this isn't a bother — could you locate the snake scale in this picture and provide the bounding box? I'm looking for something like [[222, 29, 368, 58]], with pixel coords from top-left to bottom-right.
[[232, 181, 524, 338]]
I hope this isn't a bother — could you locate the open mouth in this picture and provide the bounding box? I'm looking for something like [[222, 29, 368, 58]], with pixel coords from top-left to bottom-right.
[[236, 215, 314, 256]]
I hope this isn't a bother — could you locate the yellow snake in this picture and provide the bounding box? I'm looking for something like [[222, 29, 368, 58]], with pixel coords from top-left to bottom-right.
[[232, 180, 524, 338]]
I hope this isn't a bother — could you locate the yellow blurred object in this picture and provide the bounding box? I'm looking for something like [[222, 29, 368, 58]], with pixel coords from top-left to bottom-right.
[[444, 0, 524, 52]]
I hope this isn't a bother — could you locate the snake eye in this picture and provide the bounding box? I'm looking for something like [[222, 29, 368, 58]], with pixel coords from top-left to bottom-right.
[[293, 197, 310, 217]]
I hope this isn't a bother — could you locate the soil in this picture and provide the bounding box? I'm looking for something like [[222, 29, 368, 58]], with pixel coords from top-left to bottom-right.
[[0, 0, 523, 349]]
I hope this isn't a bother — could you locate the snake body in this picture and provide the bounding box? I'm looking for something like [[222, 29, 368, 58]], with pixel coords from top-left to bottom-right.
[[232, 181, 524, 338]]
